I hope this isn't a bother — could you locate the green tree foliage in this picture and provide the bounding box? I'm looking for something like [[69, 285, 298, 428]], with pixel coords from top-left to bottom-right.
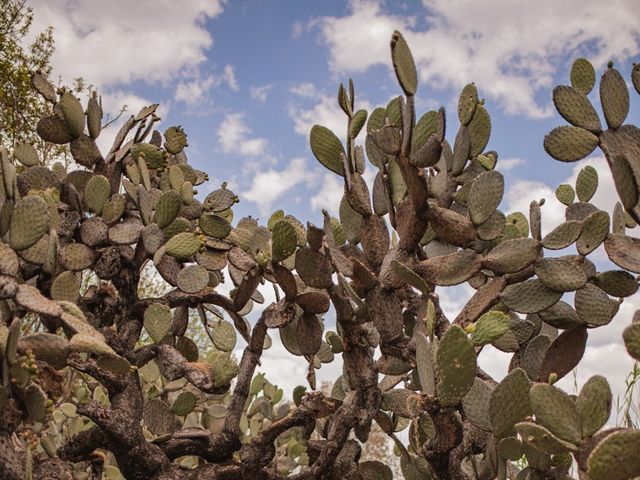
[[0, 30, 639, 480], [0, 0, 54, 148]]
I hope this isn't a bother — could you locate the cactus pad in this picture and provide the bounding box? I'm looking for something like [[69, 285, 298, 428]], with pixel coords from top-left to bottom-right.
[[575, 284, 612, 326], [310, 125, 345, 176], [587, 429, 640, 480], [570, 58, 596, 95], [176, 265, 209, 293], [600, 65, 629, 129], [489, 368, 532, 439], [144, 303, 172, 343], [577, 375, 612, 438], [9, 195, 49, 251], [552, 86, 601, 133], [84, 175, 111, 215], [542, 220, 582, 250], [468, 170, 504, 225], [165, 232, 203, 259], [435, 325, 476, 406], [543, 126, 598, 162], [390, 30, 417, 96], [530, 383, 581, 444]]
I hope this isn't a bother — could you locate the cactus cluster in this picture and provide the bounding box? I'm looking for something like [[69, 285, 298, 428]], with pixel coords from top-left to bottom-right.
[[0, 30, 638, 480]]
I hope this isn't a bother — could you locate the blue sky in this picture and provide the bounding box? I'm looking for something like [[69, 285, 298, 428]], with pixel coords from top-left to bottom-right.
[[29, 0, 640, 404]]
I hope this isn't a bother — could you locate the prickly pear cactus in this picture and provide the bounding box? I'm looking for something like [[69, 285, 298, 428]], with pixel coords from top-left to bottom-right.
[[0, 30, 638, 480]]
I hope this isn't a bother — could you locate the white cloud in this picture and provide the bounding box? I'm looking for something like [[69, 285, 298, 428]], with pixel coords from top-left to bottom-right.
[[312, 0, 640, 118], [250, 84, 274, 102], [241, 158, 317, 214], [30, 0, 225, 88], [289, 82, 319, 98], [175, 74, 217, 106], [498, 158, 525, 171], [223, 64, 239, 91], [310, 172, 345, 214], [217, 113, 268, 156]]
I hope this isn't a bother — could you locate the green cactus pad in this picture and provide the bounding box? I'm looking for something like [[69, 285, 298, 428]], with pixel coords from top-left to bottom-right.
[[555, 184, 575, 205], [390, 30, 417, 96], [165, 232, 203, 259], [176, 265, 209, 294], [60, 91, 85, 138], [144, 304, 172, 343], [576, 210, 609, 255], [154, 190, 182, 229], [552, 86, 601, 133], [348, 109, 368, 139], [199, 214, 231, 239], [587, 429, 640, 480], [501, 279, 562, 314], [490, 368, 532, 438], [542, 220, 582, 250], [435, 325, 476, 407], [534, 257, 587, 292], [271, 220, 298, 262], [415, 334, 436, 395], [633, 63, 640, 95], [131, 143, 166, 169], [594, 270, 638, 297], [461, 377, 492, 431], [515, 422, 577, 455], [543, 126, 598, 162], [310, 125, 345, 176], [9, 195, 49, 251], [471, 311, 510, 347], [575, 165, 598, 202], [468, 170, 504, 224], [412, 110, 438, 151], [13, 142, 39, 167], [102, 194, 126, 224], [575, 284, 612, 326], [84, 175, 111, 215], [339, 195, 363, 245], [530, 383, 581, 444], [577, 375, 612, 438], [211, 320, 237, 352], [164, 126, 188, 154], [458, 83, 478, 126], [86, 92, 102, 139], [623, 323, 640, 361], [600, 65, 629, 129], [467, 104, 491, 157], [171, 391, 196, 416], [570, 58, 596, 95], [485, 238, 540, 274]]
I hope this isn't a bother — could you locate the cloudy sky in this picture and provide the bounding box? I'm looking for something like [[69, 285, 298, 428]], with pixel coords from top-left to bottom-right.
[[28, 0, 640, 413]]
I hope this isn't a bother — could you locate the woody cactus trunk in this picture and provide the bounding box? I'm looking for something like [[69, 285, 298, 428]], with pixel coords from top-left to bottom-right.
[[1, 31, 640, 480]]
